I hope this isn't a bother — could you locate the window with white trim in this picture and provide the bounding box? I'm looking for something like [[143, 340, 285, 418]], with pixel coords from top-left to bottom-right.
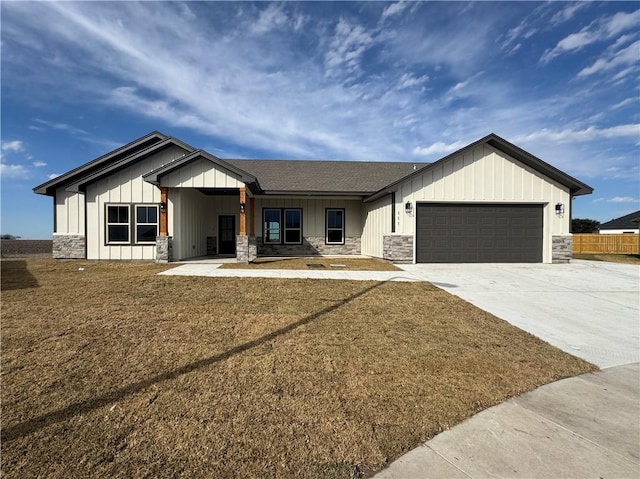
[[106, 205, 130, 244], [326, 208, 345, 244], [136, 205, 158, 243], [263, 209, 281, 244]]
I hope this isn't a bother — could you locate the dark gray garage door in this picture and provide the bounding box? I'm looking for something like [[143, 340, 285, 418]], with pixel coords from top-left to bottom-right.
[[416, 203, 543, 263]]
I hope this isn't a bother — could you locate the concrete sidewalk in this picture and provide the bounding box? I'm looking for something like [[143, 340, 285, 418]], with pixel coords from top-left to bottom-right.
[[376, 362, 640, 478], [159, 263, 422, 282]]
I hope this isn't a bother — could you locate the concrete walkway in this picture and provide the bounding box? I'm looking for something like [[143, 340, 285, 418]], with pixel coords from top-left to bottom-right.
[[159, 263, 422, 282], [376, 362, 640, 479]]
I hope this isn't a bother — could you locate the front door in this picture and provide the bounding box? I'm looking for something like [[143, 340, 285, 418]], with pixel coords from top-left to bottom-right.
[[218, 215, 236, 255]]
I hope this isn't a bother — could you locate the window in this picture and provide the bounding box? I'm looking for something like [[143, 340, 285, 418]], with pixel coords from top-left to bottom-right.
[[326, 208, 345, 244], [263, 208, 303, 244], [107, 205, 130, 244], [136, 206, 158, 243], [263, 209, 281, 244], [106, 204, 159, 245], [284, 209, 302, 244]]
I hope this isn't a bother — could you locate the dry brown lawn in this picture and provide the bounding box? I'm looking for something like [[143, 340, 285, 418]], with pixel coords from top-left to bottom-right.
[[1, 257, 595, 479], [573, 253, 640, 264], [221, 257, 400, 271]]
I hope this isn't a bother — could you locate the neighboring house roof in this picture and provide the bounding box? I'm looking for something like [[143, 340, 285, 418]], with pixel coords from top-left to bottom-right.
[[33, 130, 593, 199], [366, 133, 593, 202], [596, 210, 640, 231], [225, 159, 422, 195]]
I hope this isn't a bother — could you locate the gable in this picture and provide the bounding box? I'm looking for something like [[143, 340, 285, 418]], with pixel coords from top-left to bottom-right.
[[34, 131, 172, 196], [158, 156, 245, 189]]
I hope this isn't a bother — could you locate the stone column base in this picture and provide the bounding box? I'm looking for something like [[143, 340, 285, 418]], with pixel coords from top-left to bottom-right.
[[156, 236, 173, 263], [383, 235, 413, 263], [52, 234, 85, 259], [552, 235, 572, 263]]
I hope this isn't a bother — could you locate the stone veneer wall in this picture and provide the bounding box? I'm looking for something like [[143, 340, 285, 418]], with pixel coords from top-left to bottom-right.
[[552, 235, 572, 264], [383, 235, 413, 263], [256, 235, 361, 256], [207, 236, 217, 256], [52, 234, 86, 259], [236, 235, 257, 264], [156, 236, 173, 263]]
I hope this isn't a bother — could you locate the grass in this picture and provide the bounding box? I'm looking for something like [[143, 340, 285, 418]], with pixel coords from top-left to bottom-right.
[[573, 253, 640, 264], [221, 257, 400, 271], [1, 257, 596, 478]]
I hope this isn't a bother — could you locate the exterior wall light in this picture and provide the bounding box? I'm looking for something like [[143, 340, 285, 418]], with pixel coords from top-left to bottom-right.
[[240, 202, 246, 214], [405, 201, 413, 215], [555, 203, 565, 215], [159, 202, 167, 211]]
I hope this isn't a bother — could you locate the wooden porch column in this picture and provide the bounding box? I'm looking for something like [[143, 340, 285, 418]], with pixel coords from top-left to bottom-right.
[[159, 187, 168, 236], [249, 197, 255, 236], [239, 187, 246, 236]]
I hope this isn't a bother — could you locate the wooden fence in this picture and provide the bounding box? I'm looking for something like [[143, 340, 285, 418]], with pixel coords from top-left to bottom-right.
[[573, 234, 639, 254]]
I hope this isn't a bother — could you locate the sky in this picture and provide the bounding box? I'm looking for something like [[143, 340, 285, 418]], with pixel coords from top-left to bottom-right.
[[1, 1, 639, 239]]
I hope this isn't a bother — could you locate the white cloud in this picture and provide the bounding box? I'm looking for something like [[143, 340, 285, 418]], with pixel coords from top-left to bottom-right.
[[396, 73, 429, 90], [250, 3, 289, 35], [413, 140, 467, 157], [32, 119, 88, 136], [0, 163, 29, 178], [1, 140, 24, 152], [516, 124, 640, 144], [33, 161, 47, 167], [611, 98, 637, 110], [578, 40, 640, 77], [541, 9, 640, 64], [381, 2, 410, 22], [48, 173, 60, 180], [550, 3, 589, 26], [325, 18, 376, 75], [607, 196, 638, 203]]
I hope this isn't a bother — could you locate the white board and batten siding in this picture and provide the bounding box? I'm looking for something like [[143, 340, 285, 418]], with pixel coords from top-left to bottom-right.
[[253, 197, 363, 238], [84, 145, 189, 260], [55, 189, 85, 235], [160, 157, 244, 189], [361, 195, 392, 258], [171, 189, 240, 261], [389, 143, 571, 263]]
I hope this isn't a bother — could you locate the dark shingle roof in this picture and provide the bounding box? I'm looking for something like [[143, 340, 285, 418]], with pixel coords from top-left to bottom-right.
[[225, 159, 425, 194], [597, 210, 640, 230]]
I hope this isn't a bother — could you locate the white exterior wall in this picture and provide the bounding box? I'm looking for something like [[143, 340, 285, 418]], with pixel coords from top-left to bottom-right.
[[85, 145, 189, 260], [361, 195, 392, 258], [55, 188, 85, 234], [171, 189, 240, 260], [160, 158, 243, 188], [253, 197, 363, 238], [389, 143, 571, 263]]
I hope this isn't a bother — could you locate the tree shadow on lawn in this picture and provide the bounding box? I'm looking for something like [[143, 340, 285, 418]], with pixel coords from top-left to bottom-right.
[[1, 279, 392, 442], [0, 260, 39, 291]]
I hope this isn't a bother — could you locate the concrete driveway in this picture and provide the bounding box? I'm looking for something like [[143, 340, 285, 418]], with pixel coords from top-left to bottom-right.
[[399, 260, 639, 368]]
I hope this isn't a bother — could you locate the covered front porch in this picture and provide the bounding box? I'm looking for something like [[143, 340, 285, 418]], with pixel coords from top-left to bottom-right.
[[142, 150, 258, 263]]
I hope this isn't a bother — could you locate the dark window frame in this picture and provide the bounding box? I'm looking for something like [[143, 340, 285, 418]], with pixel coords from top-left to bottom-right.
[[325, 208, 345, 245], [105, 204, 131, 245], [135, 205, 159, 244], [105, 203, 159, 246], [262, 208, 303, 245]]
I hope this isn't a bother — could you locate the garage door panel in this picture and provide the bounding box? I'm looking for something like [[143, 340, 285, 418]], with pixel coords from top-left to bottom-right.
[[416, 203, 543, 263]]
